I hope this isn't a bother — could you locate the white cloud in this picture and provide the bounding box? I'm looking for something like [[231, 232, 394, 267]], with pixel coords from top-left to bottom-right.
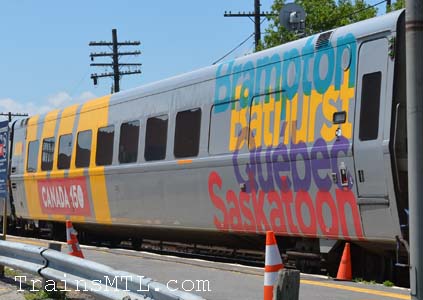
[[0, 91, 97, 118], [46, 91, 97, 108], [77, 91, 96, 102], [47, 91, 72, 107]]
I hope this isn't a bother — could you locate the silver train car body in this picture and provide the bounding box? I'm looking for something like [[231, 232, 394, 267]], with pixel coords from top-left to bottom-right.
[[8, 10, 408, 273]]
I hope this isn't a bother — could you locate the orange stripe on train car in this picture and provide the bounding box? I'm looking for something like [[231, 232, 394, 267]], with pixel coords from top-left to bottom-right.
[[177, 159, 193, 165]]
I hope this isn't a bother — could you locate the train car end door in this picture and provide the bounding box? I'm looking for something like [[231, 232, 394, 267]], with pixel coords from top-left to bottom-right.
[[354, 38, 389, 198]]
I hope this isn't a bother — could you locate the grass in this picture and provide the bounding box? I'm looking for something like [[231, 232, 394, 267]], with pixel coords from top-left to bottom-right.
[[383, 280, 395, 287], [24, 289, 67, 300], [353, 278, 376, 284], [4, 267, 20, 277], [2, 266, 68, 299]]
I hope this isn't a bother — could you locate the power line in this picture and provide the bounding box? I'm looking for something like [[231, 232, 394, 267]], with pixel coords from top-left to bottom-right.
[[69, 71, 90, 98], [212, 15, 266, 65], [212, 33, 255, 65], [306, 0, 388, 33], [224, 0, 274, 51], [214, 0, 387, 66], [335, 0, 387, 22]]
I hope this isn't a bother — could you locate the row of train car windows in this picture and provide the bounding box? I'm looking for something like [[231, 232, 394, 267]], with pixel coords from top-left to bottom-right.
[[26, 69, 383, 173], [26, 108, 201, 172]]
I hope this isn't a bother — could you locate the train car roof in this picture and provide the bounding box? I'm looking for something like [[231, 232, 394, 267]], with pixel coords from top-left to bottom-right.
[[111, 9, 404, 102], [19, 9, 404, 128]]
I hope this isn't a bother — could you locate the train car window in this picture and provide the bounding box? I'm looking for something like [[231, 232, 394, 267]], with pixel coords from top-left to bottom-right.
[[145, 115, 168, 161], [119, 120, 139, 164], [209, 100, 244, 155], [41, 137, 55, 171], [27, 140, 39, 172], [174, 108, 201, 158], [359, 72, 382, 141], [96, 125, 114, 166], [58, 134, 73, 170], [76, 130, 92, 168]]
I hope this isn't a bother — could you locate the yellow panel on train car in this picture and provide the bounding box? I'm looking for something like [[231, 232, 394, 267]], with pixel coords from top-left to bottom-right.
[[13, 141, 23, 156], [24, 110, 60, 220], [71, 95, 112, 225], [51, 104, 80, 222], [24, 115, 41, 219], [39, 110, 63, 221]]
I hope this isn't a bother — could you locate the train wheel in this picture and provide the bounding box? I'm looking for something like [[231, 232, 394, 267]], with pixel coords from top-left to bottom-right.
[[109, 239, 122, 248], [132, 238, 143, 250], [78, 231, 88, 245]]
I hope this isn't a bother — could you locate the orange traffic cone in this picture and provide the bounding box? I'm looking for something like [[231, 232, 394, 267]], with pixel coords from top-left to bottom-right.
[[66, 220, 84, 258], [336, 242, 352, 281], [264, 231, 284, 300]]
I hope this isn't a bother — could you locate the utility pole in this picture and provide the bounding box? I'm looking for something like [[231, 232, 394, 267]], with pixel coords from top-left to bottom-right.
[[112, 29, 121, 93], [406, 0, 423, 299], [224, 0, 274, 51], [89, 29, 142, 93], [254, 0, 261, 50]]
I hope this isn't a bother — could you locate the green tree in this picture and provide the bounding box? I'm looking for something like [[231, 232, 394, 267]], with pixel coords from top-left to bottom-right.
[[387, 0, 405, 12], [261, 0, 377, 50]]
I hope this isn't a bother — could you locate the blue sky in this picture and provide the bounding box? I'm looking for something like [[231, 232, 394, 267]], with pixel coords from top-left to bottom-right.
[[0, 0, 387, 118]]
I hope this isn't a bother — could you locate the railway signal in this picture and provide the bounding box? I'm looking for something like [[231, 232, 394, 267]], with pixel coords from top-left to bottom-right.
[[89, 29, 142, 93], [278, 3, 306, 36]]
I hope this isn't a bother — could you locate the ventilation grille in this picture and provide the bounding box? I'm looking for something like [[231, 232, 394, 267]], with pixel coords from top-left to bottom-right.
[[315, 31, 334, 50]]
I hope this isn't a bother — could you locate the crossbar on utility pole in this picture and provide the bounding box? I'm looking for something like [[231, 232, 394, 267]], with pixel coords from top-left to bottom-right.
[[405, 0, 423, 299], [89, 29, 141, 93], [224, 0, 275, 51]]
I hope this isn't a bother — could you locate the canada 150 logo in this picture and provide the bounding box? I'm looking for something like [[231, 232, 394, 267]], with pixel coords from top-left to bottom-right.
[[37, 177, 91, 216]]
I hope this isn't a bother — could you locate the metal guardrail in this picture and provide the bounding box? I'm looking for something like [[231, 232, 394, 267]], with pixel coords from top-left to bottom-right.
[[0, 239, 205, 300]]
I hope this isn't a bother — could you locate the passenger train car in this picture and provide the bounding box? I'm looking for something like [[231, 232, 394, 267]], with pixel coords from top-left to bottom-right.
[[5, 9, 409, 279]]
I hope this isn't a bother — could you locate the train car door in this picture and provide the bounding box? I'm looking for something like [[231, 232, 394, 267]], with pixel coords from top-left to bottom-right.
[[353, 38, 389, 198]]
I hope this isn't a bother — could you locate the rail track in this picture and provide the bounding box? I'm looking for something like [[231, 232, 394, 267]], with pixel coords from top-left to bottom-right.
[[3, 223, 409, 288]]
